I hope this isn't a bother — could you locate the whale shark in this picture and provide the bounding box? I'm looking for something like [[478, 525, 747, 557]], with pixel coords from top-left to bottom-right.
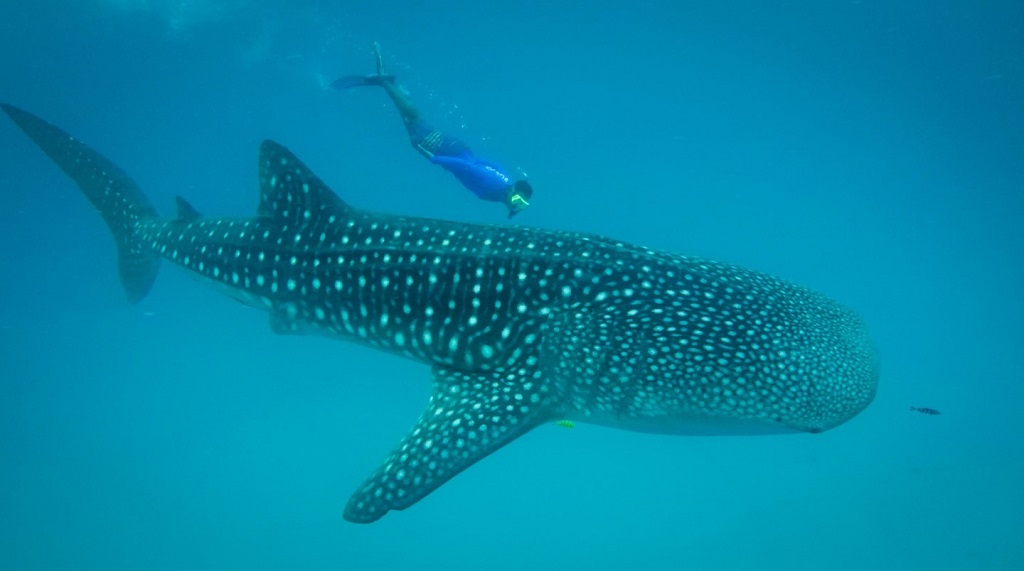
[[2, 103, 879, 523]]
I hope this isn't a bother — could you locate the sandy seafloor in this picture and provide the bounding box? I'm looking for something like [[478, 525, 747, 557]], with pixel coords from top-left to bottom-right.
[[1, 1, 1022, 569]]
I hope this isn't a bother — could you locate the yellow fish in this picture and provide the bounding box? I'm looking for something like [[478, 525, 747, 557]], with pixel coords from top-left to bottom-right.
[[553, 420, 575, 429]]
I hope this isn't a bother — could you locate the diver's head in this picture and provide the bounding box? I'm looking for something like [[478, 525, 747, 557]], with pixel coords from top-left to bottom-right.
[[505, 180, 533, 218]]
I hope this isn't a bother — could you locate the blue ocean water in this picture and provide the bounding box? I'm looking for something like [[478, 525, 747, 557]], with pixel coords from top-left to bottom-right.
[[1, 0, 1021, 569]]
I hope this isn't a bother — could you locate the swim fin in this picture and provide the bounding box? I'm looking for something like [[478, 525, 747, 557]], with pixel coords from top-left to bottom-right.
[[331, 74, 394, 90]]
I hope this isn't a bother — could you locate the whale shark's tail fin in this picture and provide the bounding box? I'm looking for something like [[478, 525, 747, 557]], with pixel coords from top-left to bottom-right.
[[2, 103, 161, 303]]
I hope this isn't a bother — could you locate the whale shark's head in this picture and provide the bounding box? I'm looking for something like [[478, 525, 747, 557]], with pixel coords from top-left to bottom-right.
[[775, 295, 878, 433], [547, 254, 879, 436], [682, 273, 879, 435]]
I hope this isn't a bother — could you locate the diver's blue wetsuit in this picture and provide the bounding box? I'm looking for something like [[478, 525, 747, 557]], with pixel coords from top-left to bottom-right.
[[406, 120, 514, 203], [332, 53, 532, 217]]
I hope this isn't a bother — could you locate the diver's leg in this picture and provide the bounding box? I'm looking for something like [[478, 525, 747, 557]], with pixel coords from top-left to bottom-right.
[[370, 44, 422, 127], [371, 43, 442, 158], [378, 80, 421, 123]]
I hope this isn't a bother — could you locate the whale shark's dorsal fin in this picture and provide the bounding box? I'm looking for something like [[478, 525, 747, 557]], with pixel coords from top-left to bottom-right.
[[175, 195, 202, 222], [257, 140, 352, 225], [344, 364, 557, 523]]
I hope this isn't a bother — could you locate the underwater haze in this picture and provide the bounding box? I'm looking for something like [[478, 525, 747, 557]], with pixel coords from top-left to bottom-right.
[[1, 0, 1022, 569]]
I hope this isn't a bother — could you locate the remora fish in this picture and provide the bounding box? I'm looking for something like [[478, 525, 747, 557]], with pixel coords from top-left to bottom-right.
[[2, 103, 879, 523]]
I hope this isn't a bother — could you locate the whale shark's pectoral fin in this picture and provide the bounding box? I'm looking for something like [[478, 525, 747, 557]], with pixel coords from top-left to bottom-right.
[[344, 364, 556, 523]]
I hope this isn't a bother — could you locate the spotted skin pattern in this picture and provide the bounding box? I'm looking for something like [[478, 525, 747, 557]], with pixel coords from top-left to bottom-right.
[[3, 104, 879, 523]]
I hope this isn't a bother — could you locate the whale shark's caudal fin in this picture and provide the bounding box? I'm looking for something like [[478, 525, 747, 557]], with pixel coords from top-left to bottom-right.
[[2, 103, 161, 303]]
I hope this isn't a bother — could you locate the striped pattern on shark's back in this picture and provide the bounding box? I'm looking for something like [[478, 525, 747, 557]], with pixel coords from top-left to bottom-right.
[[3, 103, 879, 524]]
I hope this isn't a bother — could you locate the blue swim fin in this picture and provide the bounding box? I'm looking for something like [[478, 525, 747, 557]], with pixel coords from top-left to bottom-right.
[[331, 74, 395, 90], [331, 75, 372, 90]]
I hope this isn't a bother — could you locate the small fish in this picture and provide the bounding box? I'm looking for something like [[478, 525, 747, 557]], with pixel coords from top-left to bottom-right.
[[910, 406, 941, 415], [553, 420, 576, 429]]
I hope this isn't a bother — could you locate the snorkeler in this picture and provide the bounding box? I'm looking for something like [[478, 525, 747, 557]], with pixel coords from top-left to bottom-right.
[[332, 43, 532, 219]]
